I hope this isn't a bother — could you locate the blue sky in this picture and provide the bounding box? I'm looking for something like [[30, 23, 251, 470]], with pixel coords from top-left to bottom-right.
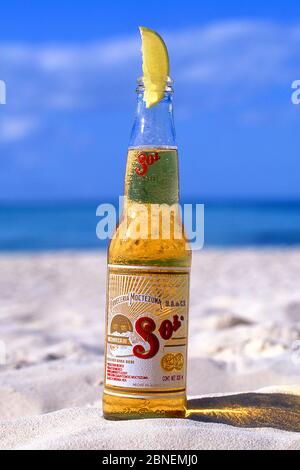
[[0, 1, 299, 201]]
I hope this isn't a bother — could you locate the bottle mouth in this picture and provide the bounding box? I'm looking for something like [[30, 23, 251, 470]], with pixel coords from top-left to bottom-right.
[[136, 76, 174, 93]]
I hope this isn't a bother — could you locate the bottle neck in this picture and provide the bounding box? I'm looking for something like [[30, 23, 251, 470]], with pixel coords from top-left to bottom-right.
[[129, 81, 176, 148], [124, 80, 179, 206], [124, 147, 179, 205]]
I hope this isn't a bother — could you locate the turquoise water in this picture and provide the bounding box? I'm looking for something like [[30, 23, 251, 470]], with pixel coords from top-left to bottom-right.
[[0, 201, 300, 251]]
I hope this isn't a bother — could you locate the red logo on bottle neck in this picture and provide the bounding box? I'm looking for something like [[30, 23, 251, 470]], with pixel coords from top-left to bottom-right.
[[135, 152, 160, 176]]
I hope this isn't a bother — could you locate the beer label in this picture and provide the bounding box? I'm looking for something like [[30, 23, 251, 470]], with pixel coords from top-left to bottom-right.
[[105, 267, 189, 394], [125, 147, 179, 205]]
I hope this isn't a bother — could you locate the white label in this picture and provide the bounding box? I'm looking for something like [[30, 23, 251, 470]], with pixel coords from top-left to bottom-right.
[[105, 269, 189, 391]]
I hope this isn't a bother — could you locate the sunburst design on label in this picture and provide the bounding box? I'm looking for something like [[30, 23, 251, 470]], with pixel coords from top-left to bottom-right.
[[110, 272, 188, 321]]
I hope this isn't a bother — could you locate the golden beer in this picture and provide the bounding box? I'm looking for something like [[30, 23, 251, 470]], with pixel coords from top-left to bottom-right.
[[103, 37, 191, 419]]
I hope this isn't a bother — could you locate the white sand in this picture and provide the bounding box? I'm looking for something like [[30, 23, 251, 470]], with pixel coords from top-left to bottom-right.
[[2, 407, 300, 450], [0, 249, 300, 449]]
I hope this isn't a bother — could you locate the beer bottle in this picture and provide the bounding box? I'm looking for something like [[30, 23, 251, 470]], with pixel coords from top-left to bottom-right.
[[103, 32, 191, 420]]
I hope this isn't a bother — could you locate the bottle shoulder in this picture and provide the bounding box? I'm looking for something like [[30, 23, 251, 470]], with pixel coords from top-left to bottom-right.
[[108, 222, 191, 268]]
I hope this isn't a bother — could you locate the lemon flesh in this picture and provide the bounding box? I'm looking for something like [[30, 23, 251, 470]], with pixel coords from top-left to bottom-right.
[[139, 26, 170, 108]]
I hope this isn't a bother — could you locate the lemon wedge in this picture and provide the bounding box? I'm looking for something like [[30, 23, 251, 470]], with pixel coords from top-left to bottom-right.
[[139, 26, 170, 108]]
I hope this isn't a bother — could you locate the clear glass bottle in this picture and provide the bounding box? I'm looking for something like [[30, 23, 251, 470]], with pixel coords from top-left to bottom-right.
[[103, 78, 191, 420]]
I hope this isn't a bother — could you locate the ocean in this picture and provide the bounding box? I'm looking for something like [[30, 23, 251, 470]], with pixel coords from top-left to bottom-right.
[[0, 201, 300, 251]]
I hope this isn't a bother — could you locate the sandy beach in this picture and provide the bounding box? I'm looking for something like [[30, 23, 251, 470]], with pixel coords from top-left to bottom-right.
[[1, 249, 300, 450]]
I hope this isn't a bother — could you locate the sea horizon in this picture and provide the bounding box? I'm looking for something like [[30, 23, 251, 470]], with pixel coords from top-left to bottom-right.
[[1, 199, 300, 252]]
